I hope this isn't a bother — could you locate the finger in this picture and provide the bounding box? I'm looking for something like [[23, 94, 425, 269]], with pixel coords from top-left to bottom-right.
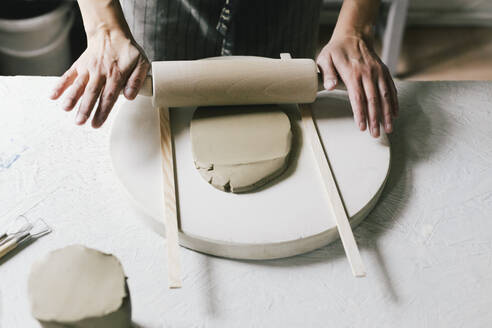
[[378, 77, 393, 134], [362, 75, 381, 138], [123, 58, 150, 100], [51, 67, 78, 100], [75, 74, 105, 125], [316, 55, 338, 90], [386, 73, 399, 117], [92, 76, 123, 128], [61, 72, 89, 112], [344, 76, 367, 131]]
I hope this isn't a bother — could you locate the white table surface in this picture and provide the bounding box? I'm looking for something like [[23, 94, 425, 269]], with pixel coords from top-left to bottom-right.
[[1, 77, 491, 328]]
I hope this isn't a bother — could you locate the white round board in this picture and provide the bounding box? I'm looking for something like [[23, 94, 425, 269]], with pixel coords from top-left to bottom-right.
[[110, 90, 390, 259]]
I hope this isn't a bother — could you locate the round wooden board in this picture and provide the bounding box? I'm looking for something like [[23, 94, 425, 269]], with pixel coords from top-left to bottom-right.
[[110, 90, 390, 259]]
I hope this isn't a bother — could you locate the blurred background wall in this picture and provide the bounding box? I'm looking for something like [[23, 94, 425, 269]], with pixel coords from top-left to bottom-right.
[[322, 0, 492, 26], [321, 0, 492, 80], [410, 0, 492, 14], [406, 0, 492, 24]]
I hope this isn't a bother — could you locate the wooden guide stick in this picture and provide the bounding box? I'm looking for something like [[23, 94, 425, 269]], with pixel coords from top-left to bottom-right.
[[300, 103, 366, 277], [282, 52, 364, 276], [158, 107, 182, 288]]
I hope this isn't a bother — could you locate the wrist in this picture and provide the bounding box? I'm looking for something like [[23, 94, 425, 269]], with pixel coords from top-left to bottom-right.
[[333, 0, 379, 42], [78, 0, 132, 41], [332, 25, 375, 43], [86, 25, 130, 47]]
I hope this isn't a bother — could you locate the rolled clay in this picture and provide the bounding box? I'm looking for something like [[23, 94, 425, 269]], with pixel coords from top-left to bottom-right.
[[190, 105, 293, 192], [28, 245, 131, 328]]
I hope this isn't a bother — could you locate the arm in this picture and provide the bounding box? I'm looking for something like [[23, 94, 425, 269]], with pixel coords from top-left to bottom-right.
[[316, 0, 399, 137], [50, 0, 150, 128]]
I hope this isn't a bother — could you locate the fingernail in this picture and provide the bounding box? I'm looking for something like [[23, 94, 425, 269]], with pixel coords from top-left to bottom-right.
[[385, 123, 392, 132], [62, 100, 71, 110], [359, 122, 366, 131], [125, 87, 137, 99], [75, 113, 86, 125], [371, 127, 379, 137], [92, 116, 103, 128], [324, 79, 337, 90], [50, 90, 58, 99]]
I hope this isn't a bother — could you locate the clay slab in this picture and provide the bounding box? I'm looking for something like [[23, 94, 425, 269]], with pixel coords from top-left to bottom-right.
[[191, 105, 293, 192], [28, 245, 131, 328]]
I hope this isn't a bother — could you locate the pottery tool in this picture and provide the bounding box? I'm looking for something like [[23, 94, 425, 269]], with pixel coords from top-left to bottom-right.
[[0, 215, 32, 244], [285, 53, 364, 276], [281, 53, 364, 277], [0, 217, 52, 260], [300, 103, 365, 277], [132, 54, 366, 283], [159, 107, 181, 288]]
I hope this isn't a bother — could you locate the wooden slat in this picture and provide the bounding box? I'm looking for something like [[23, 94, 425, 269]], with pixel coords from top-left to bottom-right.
[[158, 107, 182, 288], [300, 103, 366, 277]]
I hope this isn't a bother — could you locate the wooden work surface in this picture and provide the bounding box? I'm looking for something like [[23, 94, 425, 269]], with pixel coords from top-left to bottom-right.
[[1, 77, 492, 327]]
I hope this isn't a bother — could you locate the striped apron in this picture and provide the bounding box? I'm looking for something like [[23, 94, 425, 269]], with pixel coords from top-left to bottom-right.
[[120, 0, 322, 61]]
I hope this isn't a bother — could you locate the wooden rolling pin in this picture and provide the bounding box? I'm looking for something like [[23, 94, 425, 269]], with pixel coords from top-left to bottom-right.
[[140, 57, 344, 105], [139, 58, 318, 107], [140, 56, 364, 287]]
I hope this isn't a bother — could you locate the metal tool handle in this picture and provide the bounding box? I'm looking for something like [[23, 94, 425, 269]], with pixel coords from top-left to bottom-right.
[[0, 237, 18, 259]]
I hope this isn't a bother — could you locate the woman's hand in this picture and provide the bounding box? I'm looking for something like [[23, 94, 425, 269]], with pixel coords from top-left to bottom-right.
[[317, 32, 398, 138], [50, 29, 150, 128]]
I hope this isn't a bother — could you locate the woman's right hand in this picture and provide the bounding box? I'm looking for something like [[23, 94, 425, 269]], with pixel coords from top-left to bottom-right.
[[50, 29, 150, 128]]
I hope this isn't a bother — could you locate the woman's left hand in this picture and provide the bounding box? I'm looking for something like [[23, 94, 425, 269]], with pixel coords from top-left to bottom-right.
[[316, 32, 398, 138]]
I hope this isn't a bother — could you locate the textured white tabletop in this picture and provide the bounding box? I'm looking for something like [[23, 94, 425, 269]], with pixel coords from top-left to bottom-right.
[[1, 77, 491, 328]]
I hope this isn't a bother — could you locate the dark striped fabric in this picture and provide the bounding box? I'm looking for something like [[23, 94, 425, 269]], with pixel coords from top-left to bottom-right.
[[120, 0, 322, 61]]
